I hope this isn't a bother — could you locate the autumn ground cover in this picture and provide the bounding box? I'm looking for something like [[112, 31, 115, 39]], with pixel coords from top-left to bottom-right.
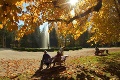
[[0, 48, 120, 80]]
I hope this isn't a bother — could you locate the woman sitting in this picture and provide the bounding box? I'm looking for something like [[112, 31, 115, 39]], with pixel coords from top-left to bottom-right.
[[52, 51, 62, 66]]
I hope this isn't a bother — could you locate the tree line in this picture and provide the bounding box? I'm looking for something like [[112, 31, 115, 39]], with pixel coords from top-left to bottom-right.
[[0, 27, 119, 48]]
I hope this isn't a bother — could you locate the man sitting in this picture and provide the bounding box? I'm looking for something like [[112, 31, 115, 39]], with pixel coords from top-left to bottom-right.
[[39, 50, 51, 70], [95, 47, 100, 55]]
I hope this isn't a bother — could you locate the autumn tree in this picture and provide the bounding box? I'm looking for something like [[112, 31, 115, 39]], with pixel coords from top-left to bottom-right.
[[0, 0, 120, 45], [88, 0, 120, 45]]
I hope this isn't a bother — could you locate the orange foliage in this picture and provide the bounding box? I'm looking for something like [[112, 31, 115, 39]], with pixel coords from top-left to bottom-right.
[[0, 0, 119, 43]]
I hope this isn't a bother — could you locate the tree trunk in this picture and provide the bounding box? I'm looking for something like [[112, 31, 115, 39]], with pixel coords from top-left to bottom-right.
[[2, 34, 6, 48]]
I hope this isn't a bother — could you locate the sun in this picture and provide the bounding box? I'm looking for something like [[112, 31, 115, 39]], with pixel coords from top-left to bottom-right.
[[69, 0, 78, 5]]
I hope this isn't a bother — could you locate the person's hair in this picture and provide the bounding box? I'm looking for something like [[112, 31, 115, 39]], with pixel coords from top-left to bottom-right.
[[57, 51, 60, 54], [44, 50, 47, 53]]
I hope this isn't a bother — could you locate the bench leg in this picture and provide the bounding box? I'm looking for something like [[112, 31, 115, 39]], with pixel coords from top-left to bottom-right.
[[52, 62, 55, 67]]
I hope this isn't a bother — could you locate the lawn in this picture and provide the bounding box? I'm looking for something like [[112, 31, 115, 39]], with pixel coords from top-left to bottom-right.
[[0, 51, 120, 80]]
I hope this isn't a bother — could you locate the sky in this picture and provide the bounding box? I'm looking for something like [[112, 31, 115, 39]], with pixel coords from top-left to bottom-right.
[[17, 2, 28, 26], [18, 2, 47, 31]]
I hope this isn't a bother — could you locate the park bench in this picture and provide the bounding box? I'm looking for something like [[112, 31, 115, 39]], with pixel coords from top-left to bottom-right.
[[95, 49, 109, 56], [40, 55, 68, 70], [51, 55, 69, 66]]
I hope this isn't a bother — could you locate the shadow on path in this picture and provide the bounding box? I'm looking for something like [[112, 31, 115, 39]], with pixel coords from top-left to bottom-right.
[[31, 66, 66, 80]]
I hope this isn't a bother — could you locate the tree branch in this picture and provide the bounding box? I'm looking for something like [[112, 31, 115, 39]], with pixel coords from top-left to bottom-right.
[[47, 0, 102, 23]]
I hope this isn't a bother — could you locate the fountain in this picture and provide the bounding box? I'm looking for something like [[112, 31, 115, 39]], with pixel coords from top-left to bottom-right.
[[40, 22, 50, 49]]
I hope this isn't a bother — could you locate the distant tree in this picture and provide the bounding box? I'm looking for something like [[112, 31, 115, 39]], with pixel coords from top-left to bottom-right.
[[31, 27, 41, 48], [6, 32, 15, 48], [0, 27, 14, 48], [78, 30, 90, 48], [20, 35, 30, 48], [20, 27, 41, 48], [50, 28, 58, 47]]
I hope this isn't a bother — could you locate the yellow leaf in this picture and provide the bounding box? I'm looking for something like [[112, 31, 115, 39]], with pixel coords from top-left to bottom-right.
[[0, 24, 3, 29]]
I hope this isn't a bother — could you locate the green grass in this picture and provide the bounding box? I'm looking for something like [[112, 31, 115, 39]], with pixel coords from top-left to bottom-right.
[[76, 52, 120, 79]]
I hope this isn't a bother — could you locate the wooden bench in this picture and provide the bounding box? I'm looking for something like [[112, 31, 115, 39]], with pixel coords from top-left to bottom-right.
[[51, 55, 69, 66], [40, 55, 68, 70], [95, 49, 109, 56]]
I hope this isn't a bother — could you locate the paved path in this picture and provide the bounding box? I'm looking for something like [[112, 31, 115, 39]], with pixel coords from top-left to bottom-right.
[[0, 47, 120, 60]]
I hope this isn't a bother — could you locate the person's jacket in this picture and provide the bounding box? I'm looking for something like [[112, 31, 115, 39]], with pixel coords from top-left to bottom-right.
[[42, 53, 51, 63]]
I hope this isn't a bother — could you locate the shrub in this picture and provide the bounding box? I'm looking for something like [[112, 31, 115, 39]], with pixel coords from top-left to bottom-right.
[[11, 46, 82, 52]]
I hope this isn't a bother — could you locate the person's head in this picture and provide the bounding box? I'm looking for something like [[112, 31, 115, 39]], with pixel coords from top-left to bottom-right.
[[62, 46, 65, 49], [57, 51, 60, 54], [95, 46, 98, 48], [57, 51, 61, 56], [44, 50, 47, 54]]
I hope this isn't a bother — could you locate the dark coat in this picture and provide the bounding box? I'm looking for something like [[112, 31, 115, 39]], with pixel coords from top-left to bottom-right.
[[42, 53, 51, 63]]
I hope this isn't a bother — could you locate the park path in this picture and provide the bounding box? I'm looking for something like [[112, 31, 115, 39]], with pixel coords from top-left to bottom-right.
[[0, 47, 120, 60]]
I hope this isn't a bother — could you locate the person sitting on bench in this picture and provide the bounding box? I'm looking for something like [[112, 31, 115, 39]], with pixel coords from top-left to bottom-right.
[[53, 51, 62, 66], [52, 51, 68, 66], [59, 46, 65, 56], [40, 50, 51, 70], [95, 47, 100, 55], [95, 47, 109, 56]]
